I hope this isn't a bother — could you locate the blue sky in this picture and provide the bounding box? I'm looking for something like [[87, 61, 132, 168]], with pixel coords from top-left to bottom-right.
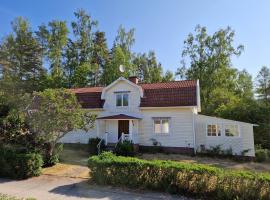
[[0, 0, 269, 78]]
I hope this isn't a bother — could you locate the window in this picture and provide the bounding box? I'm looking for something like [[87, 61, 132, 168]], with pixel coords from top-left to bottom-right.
[[154, 118, 170, 134], [116, 93, 129, 107], [225, 125, 239, 137], [207, 124, 221, 136]]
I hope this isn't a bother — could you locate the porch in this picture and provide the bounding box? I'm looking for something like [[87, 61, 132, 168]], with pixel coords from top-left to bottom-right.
[[96, 114, 141, 145]]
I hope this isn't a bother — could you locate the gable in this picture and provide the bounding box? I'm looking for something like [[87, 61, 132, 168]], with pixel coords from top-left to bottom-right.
[[101, 77, 143, 99]]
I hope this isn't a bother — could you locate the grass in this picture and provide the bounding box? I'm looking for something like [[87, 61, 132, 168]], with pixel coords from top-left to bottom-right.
[[59, 144, 89, 166], [138, 153, 270, 173], [0, 194, 35, 200], [42, 144, 90, 178]]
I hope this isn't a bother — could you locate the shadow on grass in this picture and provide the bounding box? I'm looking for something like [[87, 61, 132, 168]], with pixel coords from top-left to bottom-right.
[[59, 145, 90, 166]]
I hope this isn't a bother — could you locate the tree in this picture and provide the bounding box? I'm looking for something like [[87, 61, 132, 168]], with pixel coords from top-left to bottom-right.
[[114, 25, 135, 58], [256, 66, 270, 104], [133, 51, 163, 83], [0, 17, 46, 94], [37, 20, 69, 88], [178, 25, 244, 114], [67, 9, 97, 87], [102, 46, 129, 85], [90, 31, 109, 86], [162, 70, 175, 82], [27, 89, 95, 164]]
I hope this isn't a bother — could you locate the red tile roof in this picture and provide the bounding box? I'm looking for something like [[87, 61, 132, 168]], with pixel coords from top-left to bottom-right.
[[139, 80, 197, 107], [69, 87, 104, 109], [70, 80, 197, 108]]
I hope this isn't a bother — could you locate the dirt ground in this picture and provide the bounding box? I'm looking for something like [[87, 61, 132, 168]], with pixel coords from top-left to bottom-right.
[[42, 146, 90, 179], [139, 153, 270, 172]]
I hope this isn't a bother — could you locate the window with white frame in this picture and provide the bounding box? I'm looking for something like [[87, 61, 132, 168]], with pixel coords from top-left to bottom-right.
[[116, 93, 129, 107], [224, 125, 239, 137], [153, 118, 170, 134], [207, 124, 221, 136]]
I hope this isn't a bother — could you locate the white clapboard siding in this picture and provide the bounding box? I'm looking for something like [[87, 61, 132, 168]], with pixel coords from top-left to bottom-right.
[[195, 114, 255, 157], [139, 108, 194, 148], [102, 80, 141, 114], [59, 110, 101, 144]]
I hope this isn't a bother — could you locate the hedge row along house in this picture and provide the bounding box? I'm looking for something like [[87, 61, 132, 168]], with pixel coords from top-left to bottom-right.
[[61, 76, 256, 157]]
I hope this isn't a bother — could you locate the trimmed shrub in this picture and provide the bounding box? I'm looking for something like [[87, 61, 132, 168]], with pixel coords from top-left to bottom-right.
[[88, 137, 105, 155], [256, 149, 268, 162], [114, 140, 135, 157], [88, 152, 270, 200], [0, 147, 43, 179]]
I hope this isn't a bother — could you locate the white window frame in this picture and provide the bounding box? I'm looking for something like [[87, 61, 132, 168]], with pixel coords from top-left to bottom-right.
[[153, 117, 170, 135], [224, 124, 240, 137], [116, 93, 129, 107], [206, 124, 221, 137]]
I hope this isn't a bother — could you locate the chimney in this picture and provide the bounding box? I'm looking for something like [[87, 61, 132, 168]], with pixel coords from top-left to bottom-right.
[[129, 76, 139, 84]]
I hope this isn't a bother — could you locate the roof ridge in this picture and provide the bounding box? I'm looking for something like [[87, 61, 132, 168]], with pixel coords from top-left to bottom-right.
[[139, 79, 196, 85]]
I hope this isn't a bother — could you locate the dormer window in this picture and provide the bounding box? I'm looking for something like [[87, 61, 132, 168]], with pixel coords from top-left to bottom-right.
[[116, 93, 129, 107]]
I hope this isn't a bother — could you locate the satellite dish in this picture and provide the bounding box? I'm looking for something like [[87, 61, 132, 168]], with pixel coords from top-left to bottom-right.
[[119, 65, 125, 73]]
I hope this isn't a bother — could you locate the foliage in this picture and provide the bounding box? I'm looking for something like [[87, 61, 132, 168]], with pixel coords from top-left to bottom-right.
[[26, 89, 95, 165], [114, 140, 135, 157], [133, 51, 164, 83], [255, 145, 269, 162], [37, 20, 69, 88], [256, 66, 270, 103], [178, 25, 247, 115], [88, 152, 270, 200], [0, 146, 43, 179], [42, 143, 63, 167], [88, 137, 105, 155], [0, 17, 46, 94]]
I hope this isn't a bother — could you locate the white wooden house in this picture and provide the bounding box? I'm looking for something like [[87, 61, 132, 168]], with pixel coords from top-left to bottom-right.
[[60, 76, 255, 157]]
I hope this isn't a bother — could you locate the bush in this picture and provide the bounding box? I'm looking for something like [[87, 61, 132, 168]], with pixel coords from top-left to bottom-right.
[[0, 147, 43, 179], [256, 149, 269, 162], [88, 137, 105, 155], [255, 145, 269, 162], [88, 152, 270, 200], [114, 140, 135, 157]]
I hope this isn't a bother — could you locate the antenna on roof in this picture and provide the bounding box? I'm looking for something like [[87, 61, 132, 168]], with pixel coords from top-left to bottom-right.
[[119, 65, 125, 73]]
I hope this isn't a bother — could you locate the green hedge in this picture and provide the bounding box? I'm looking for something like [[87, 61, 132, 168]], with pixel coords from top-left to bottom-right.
[[0, 148, 43, 179], [88, 152, 270, 200]]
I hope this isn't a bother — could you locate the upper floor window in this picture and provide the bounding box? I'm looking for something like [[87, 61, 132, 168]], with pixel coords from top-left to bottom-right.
[[225, 125, 239, 137], [153, 118, 170, 134], [207, 124, 221, 136], [116, 93, 129, 107]]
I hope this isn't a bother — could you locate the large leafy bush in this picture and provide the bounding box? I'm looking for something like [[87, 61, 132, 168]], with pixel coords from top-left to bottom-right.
[[255, 145, 269, 162], [0, 147, 43, 179], [88, 152, 270, 200], [114, 140, 135, 157]]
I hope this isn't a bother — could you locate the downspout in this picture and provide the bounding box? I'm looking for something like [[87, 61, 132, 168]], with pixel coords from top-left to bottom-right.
[[192, 108, 196, 155]]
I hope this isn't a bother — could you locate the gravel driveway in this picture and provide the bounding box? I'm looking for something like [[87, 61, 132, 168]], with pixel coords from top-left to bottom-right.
[[0, 175, 193, 200]]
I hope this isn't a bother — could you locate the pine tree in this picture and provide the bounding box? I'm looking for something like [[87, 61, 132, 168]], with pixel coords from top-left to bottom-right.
[[0, 17, 45, 96]]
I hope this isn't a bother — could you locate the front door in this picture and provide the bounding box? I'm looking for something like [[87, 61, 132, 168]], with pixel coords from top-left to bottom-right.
[[118, 120, 129, 139]]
